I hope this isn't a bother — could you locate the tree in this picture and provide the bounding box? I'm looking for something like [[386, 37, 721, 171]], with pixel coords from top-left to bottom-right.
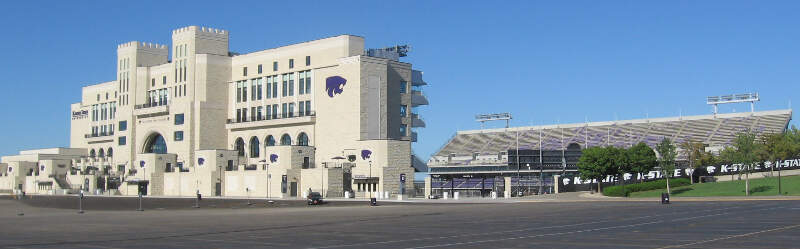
[[656, 138, 677, 194], [577, 146, 605, 193], [679, 140, 705, 184], [629, 142, 657, 183], [610, 146, 631, 186], [731, 130, 760, 196], [761, 132, 794, 195]]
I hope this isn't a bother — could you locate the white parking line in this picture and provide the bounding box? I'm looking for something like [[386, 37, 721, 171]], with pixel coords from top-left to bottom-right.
[[656, 223, 800, 249]]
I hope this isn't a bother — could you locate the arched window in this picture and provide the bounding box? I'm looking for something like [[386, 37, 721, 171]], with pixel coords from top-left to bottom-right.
[[265, 135, 276, 146], [107, 148, 113, 158], [280, 134, 292, 146], [144, 133, 168, 154], [98, 148, 105, 158], [234, 138, 245, 157], [89, 149, 96, 158], [297, 132, 309, 146], [249, 137, 260, 158]]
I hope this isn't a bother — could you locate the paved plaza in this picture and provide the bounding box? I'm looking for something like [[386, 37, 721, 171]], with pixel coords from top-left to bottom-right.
[[0, 195, 799, 248]]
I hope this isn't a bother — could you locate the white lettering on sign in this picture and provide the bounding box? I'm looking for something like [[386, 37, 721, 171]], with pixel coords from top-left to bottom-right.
[[674, 169, 682, 177], [706, 166, 716, 174], [721, 165, 729, 173]]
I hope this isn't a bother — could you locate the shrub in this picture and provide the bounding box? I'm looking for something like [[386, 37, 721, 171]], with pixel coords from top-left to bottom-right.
[[603, 178, 691, 197]]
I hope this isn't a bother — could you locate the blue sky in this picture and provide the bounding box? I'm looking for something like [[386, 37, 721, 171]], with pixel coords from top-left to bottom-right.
[[0, 1, 798, 161]]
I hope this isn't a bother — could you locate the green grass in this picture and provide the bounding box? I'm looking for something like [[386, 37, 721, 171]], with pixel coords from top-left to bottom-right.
[[628, 175, 800, 198]]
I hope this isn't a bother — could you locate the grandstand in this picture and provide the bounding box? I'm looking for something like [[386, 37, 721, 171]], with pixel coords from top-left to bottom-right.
[[425, 109, 792, 197]]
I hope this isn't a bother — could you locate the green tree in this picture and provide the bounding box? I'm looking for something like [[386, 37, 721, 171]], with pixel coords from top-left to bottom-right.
[[761, 132, 794, 195], [629, 142, 657, 183], [656, 138, 677, 194], [577, 146, 605, 193], [610, 146, 631, 186], [679, 140, 705, 184], [731, 130, 760, 196]]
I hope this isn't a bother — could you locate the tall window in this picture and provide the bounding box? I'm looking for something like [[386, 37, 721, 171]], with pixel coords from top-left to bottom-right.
[[243, 67, 247, 76], [400, 81, 407, 94], [297, 133, 309, 146], [145, 134, 167, 154], [266, 77, 272, 99], [256, 78, 263, 100], [280, 134, 292, 146], [289, 59, 294, 69], [288, 103, 295, 117], [249, 137, 260, 158], [273, 61, 278, 71], [265, 135, 276, 146], [282, 103, 287, 118], [299, 102, 305, 117], [304, 71, 311, 94], [257, 106, 263, 120], [282, 74, 288, 97], [298, 71, 305, 94], [234, 138, 245, 157], [272, 76, 278, 98], [257, 64, 262, 74], [236, 81, 242, 103], [288, 73, 294, 96], [305, 56, 311, 66], [400, 105, 407, 117], [305, 101, 311, 116], [242, 81, 248, 102], [251, 79, 257, 101], [265, 106, 272, 120], [272, 104, 278, 119]]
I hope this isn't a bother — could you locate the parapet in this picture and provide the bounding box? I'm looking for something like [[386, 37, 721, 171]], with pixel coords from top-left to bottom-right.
[[172, 26, 228, 37], [117, 41, 168, 53]]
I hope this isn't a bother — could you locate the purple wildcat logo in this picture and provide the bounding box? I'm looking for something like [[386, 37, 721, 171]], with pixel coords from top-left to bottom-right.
[[325, 76, 347, 98], [361, 150, 372, 160], [270, 154, 279, 163]]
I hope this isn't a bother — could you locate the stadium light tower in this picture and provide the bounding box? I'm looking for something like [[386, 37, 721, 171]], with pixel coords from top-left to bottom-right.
[[476, 113, 512, 129], [707, 92, 760, 114]]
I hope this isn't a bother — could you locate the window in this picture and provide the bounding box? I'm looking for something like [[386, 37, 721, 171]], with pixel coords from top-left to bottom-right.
[[272, 76, 278, 98], [152, 79, 155, 87], [304, 71, 311, 94], [282, 74, 288, 97], [257, 78, 263, 100], [299, 102, 305, 116], [272, 104, 278, 119], [242, 82, 248, 102], [266, 77, 272, 99], [163, 76, 167, 85], [107, 148, 113, 158], [249, 137, 260, 158], [302, 157, 310, 169], [298, 71, 305, 94], [243, 67, 247, 76], [280, 134, 292, 146], [288, 102, 295, 117], [400, 105, 407, 117], [257, 106, 263, 120], [90, 149, 96, 158], [265, 106, 271, 120], [289, 59, 294, 69], [400, 81, 407, 94], [258, 64, 262, 74], [236, 81, 242, 102], [242, 108, 248, 121], [297, 133, 309, 146], [174, 114, 184, 125], [251, 79, 257, 101], [251, 107, 256, 121], [305, 101, 311, 116], [288, 73, 294, 96], [119, 121, 127, 131], [400, 124, 407, 136], [236, 109, 242, 122], [119, 136, 126, 145], [174, 131, 184, 141], [265, 135, 275, 146], [234, 138, 245, 157], [282, 103, 287, 118], [273, 61, 278, 71], [305, 56, 310, 66]]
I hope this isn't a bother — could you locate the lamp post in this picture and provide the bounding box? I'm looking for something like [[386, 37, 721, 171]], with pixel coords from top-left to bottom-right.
[[259, 159, 270, 201], [539, 162, 544, 195], [525, 163, 530, 195], [369, 160, 373, 199]]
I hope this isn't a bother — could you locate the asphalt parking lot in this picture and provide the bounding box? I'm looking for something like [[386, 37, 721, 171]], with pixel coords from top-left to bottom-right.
[[0, 196, 798, 248]]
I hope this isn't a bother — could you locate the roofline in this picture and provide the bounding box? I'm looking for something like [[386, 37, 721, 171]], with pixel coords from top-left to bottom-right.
[[459, 109, 793, 135]]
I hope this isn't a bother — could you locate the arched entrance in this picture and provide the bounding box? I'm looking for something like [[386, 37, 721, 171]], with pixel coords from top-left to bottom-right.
[[143, 133, 168, 154]]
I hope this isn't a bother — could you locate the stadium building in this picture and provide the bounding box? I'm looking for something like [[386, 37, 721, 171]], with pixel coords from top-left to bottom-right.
[[0, 26, 428, 199], [425, 109, 792, 198]]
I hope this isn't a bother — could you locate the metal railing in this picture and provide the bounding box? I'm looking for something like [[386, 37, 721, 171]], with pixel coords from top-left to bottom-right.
[[134, 101, 169, 110], [85, 131, 114, 138], [227, 111, 316, 124]]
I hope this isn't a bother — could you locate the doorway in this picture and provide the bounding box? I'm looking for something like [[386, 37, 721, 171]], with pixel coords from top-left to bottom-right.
[[290, 182, 298, 197]]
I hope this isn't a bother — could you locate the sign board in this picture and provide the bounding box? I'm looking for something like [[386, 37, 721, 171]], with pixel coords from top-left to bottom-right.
[[140, 161, 145, 168], [198, 158, 205, 166], [400, 173, 406, 183]]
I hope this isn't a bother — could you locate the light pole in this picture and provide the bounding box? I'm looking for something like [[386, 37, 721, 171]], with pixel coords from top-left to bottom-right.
[[525, 163, 530, 195], [539, 161, 544, 195], [369, 160, 373, 199], [259, 159, 270, 201]]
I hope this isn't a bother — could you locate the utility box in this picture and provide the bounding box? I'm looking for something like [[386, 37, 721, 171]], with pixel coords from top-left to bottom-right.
[[661, 193, 670, 204]]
